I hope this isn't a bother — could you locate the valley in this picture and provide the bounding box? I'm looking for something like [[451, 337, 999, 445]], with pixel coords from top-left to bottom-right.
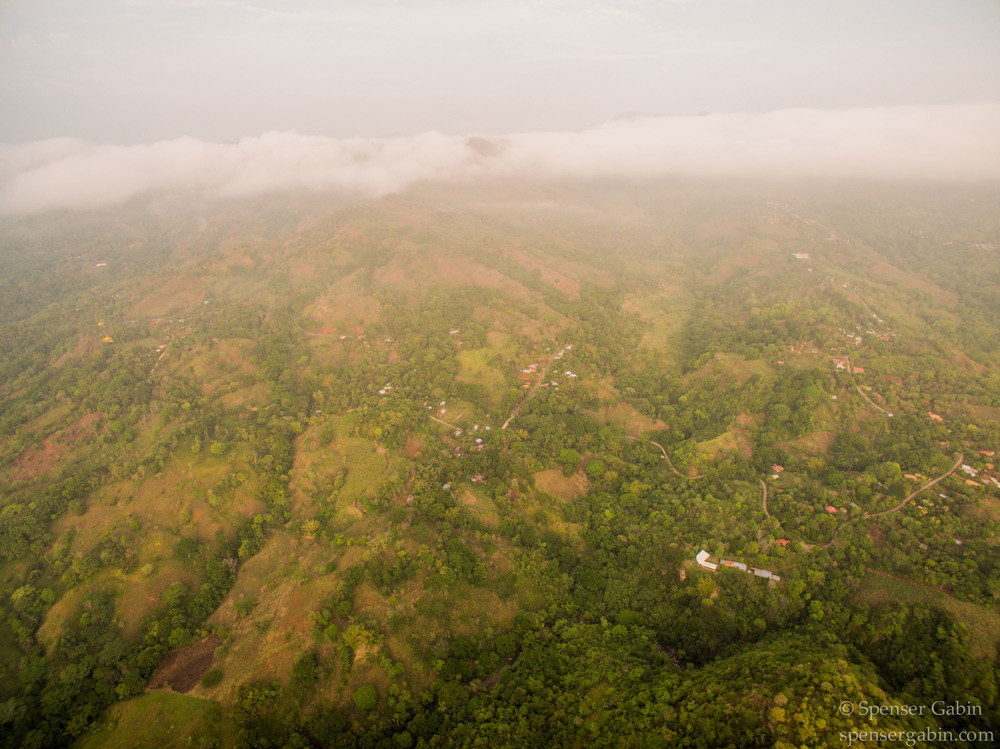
[[1, 178, 999, 748]]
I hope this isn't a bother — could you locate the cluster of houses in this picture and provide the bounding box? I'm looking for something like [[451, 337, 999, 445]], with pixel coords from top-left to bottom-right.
[[696, 550, 781, 581], [768, 467, 848, 515], [759, 202, 791, 225], [836, 328, 864, 347], [518, 343, 576, 389], [785, 339, 823, 357], [961, 453, 1000, 489]]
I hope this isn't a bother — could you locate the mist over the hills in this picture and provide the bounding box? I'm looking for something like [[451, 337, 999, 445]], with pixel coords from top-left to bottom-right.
[[2, 103, 998, 215]]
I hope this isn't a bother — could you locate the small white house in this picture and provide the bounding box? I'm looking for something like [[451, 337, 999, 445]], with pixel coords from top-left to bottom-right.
[[696, 550, 718, 571]]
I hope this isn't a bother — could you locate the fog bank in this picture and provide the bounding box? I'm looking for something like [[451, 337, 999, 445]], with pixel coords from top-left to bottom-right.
[[2, 104, 999, 214]]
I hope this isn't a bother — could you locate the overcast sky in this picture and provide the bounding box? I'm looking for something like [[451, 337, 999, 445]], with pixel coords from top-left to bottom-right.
[[1, 1, 999, 212], [2, 0, 999, 143]]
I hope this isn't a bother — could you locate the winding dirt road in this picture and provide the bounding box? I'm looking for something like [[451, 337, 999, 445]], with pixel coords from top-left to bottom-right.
[[502, 355, 555, 430], [854, 382, 892, 417], [768, 455, 963, 551], [429, 414, 460, 431], [852, 284, 880, 321], [865, 454, 964, 518], [625, 436, 705, 479]]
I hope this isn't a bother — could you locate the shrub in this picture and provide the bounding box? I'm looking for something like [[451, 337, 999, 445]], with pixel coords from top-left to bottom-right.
[[292, 651, 318, 686], [201, 669, 223, 687], [352, 684, 378, 712]]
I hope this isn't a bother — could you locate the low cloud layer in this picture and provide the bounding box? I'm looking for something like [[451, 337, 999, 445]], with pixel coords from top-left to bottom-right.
[[2, 104, 999, 214]]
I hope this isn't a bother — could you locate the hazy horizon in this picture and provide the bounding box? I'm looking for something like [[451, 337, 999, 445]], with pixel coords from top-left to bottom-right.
[[2, 103, 1000, 215], [2, 1, 999, 214], [3, 1, 999, 143]]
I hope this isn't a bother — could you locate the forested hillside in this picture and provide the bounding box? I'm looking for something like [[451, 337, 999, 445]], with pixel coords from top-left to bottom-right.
[[1, 178, 998, 748]]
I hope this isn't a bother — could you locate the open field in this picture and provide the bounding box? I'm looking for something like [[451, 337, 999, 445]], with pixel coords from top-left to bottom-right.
[[586, 400, 667, 435], [533, 469, 590, 500], [77, 692, 225, 749], [10, 412, 98, 481], [456, 348, 508, 405], [853, 572, 1000, 659]]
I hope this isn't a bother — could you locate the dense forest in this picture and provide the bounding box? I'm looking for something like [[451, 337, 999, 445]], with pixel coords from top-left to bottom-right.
[[1, 178, 998, 748]]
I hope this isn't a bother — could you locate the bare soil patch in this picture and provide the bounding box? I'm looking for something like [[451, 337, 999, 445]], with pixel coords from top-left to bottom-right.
[[148, 634, 221, 693], [404, 436, 423, 458], [12, 413, 98, 480]]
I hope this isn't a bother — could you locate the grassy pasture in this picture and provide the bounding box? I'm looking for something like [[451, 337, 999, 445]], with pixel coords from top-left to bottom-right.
[[8, 412, 97, 481], [853, 572, 1000, 660], [204, 530, 353, 695], [709, 352, 773, 383], [77, 691, 223, 749], [36, 445, 261, 648], [697, 428, 753, 460], [776, 429, 838, 458], [456, 348, 507, 406], [58, 444, 257, 554], [622, 289, 690, 352], [458, 487, 500, 527], [36, 557, 204, 651], [532, 469, 589, 501], [586, 399, 667, 436], [128, 275, 208, 318]]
